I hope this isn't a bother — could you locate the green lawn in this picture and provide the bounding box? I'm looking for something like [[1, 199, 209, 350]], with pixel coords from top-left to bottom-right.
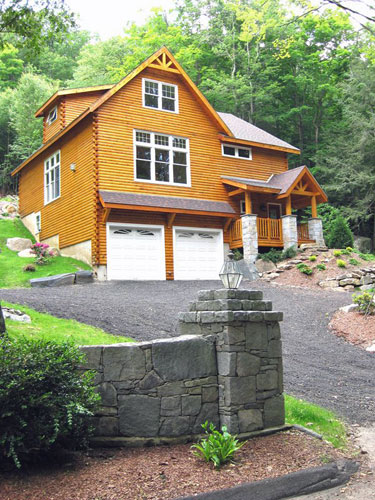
[[3, 301, 133, 345], [285, 394, 347, 448], [0, 218, 92, 288]]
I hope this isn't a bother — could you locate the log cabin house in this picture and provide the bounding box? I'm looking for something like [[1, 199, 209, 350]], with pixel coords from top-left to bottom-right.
[[12, 47, 327, 281]]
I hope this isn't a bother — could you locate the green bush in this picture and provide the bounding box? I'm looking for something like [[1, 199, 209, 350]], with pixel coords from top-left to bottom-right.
[[349, 258, 360, 266], [333, 249, 342, 257], [346, 247, 353, 252], [353, 291, 375, 315], [0, 337, 100, 468], [191, 421, 245, 469], [258, 246, 297, 264], [327, 215, 354, 249], [316, 263, 326, 271], [358, 253, 375, 262], [281, 246, 297, 260], [336, 259, 346, 268], [341, 249, 351, 256], [309, 255, 317, 262], [296, 263, 313, 275]]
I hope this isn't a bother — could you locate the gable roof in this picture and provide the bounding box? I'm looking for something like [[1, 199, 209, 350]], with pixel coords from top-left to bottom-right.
[[218, 113, 299, 154]]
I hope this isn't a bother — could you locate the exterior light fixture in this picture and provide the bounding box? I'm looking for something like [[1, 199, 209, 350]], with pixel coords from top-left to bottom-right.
[[219, 251, 243, 289], [70, 163, 76, 172]]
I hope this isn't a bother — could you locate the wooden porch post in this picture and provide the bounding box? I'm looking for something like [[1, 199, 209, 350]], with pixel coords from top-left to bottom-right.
[[311, 195, 317, 218], [286, 195, 292, 215], [245, 191, 252, 214]]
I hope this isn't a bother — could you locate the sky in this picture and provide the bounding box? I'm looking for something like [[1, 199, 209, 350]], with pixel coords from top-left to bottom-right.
[[65, 0, 176, 39]]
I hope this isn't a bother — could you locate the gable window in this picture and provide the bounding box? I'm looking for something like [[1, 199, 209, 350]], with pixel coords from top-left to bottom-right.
[[134, 130, 190, 186], [142, 78, 178, 113], [46, 106, 57, 125], [222, 144, 252, 160], [35, 212, 41, 233], [44, 151, 60, 204]]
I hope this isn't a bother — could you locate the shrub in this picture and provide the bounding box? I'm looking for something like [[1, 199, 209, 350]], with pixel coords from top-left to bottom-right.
[[258, 248, 282, 264], [0, 338, 100, 468], [336, 259, 346, 268], [296, 263, 313, 275], [353, 291, 375, 315], [232, 249, 243, 261], [327, 215, 354, 249], [349, 258, 360, 266], [309, 255, 317, 262], [341, 249, 351, 256], [333, 250, 342, 257], [346, 247, 353, 252], [316, 263, 326, 271], [281, 246, 297, 260], [23, 264, 36, 272], [358, 253, 375, 262], [191, 421, 245, 469], [30, 242, 55, 265]]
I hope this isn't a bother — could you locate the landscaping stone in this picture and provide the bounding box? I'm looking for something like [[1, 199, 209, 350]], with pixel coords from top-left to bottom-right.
[[340, 304, 358, 313], [6, 237, 32, 252], [75, 270, 94, 283], [354, 235, 372, 253], [30, 273, 76, 287], [266, 272, 280, 279], [238, 408, 263, 432], [2, 307, 31, 323], [255, 259, 276, 274], [17, 248, 34, 257], [339, 278, 360, 287]]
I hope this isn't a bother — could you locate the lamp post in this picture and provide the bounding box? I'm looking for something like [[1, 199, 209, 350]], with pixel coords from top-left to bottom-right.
[[219, 252, 243, 289]]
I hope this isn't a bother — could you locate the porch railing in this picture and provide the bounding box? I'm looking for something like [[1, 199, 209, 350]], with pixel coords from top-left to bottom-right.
[[257, 217, 282, 245], [297, 223, 313, 242], [229, 218, 243, 249]]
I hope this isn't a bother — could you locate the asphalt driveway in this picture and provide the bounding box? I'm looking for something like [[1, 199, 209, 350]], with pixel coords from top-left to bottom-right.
[[1, 281, 374, 424]]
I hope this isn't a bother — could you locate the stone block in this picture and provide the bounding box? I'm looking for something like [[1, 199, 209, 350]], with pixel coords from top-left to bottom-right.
[[75, 270, 94, 283], [202, 386, 218, 403], [79, 346, 102, 370], [157, 381, 185, 396], [268, 339, 282, 358], [178, 322, 202, 336], [263, 395, 285, 428], [160, 416, 190, 436], [213, 289, 239, 299], [267, 323, 281, 341], [222, 325, 245, 344], [182, 395, 202, 416], [152, 336, 216, 381], [237, 352, 261, 376], [213, 311, 235, 323], [233, 311, 249, 322], [245, 323, 268, 350], [199, 312, 215, 323], [118, 395, 160, 437], [103, 344, 146, 381], [161, 396, 181, 416], [264, 312, 283, 322], [224, 377, 256, 406], [96, 406, 118, 416], [193, 403, 220, 433], [30, 273, 76, 287], [179, 312, 197, 323], [217, 352, 236, 376], [95, 416, 119, 437], [97, 382, 117, 406], [247, 311, 265, 322], [198, 290, 215, 301], [139, 371, 163, 390], [361, 275, 374, 285], [220, 414, 239, 434], [196, 300, 221, 311], [238, 409, 263, 433], [257, 370, 278, 391], [217, 299, 243, 310]]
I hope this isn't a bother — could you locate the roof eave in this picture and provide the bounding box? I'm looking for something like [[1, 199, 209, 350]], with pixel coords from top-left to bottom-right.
[[219, 134, 300, 155]]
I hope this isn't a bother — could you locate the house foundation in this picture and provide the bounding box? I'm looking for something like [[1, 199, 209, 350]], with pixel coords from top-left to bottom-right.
[[281, 215, 298, 250], [308, 218, 325, 247]]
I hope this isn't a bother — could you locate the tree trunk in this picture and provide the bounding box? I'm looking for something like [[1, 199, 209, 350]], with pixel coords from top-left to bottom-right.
[[0, 304, 6, 334]]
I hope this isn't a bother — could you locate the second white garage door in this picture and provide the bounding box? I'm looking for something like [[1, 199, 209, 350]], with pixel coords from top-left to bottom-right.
[[107, 223, 165, 280], [173, 227, 224, 280]]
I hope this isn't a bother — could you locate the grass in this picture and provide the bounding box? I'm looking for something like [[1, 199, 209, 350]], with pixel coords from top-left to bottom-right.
[[3, 301, 133, 345], [0, 219, 92, 288], [285, 394, 347, 449]]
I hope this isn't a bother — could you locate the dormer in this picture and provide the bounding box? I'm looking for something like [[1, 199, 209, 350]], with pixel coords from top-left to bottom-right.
[[36, 84, 114, 144]]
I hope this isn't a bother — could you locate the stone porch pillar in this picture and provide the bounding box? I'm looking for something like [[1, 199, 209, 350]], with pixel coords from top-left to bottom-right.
[[281, 215, 298, 250], [241, 214, 258, 263], [308, 218, 325, 247]]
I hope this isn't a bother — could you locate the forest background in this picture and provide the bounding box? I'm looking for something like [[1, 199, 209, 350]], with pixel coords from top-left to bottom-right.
[[0, 0, 374, 244]]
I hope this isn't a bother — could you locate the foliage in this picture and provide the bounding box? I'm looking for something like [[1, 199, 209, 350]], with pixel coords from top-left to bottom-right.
[[3, 301, 133, 345], [23, 263, 35, 272], [0, 303, 5, 334], [349, 258, 359, 266], [327, 216, 354, 249], [296, 263, 313, 275], [0, 337, 100, 468], [336, 259, 346, 268], [309, 255, 317, 261], [282, 246, 297, 260], [30, 241, 54, 265], [232, 248, 243, 261], [340, 249, 351, 255], [333, 249, 342, 256], [258, 246, 297, 264], [284, 394, 347, 449], [358, 253, 375, 262], [191, 421, 245, 469], [316, 263, 326, 271], [346, 247, 353, 252], [353, 291, 375, 315]]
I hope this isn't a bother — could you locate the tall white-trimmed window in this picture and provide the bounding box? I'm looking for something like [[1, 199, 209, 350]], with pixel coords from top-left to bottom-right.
[[134, 130, 190, 186], [44, 151, 60, 204], [222, 144, 252, 160], [35, 212, 41, 233], [142, 78, 178, 113], [47, 106, 57, 125]]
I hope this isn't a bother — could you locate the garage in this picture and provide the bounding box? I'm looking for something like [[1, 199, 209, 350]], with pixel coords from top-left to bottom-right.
[[173, 227, 224, 280], [107, 223, 166, 280]]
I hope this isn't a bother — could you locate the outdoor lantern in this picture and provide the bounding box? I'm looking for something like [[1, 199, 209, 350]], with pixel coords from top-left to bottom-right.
[[219, 252, 243, 289]]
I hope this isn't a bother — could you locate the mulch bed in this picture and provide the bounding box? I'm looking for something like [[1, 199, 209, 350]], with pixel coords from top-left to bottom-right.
[[0, 429, 352, 500], [329, 311, 375, 349]]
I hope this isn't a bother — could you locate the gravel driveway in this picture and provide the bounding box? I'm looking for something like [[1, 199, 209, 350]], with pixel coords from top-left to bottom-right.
[[1, 281, 374, 424]]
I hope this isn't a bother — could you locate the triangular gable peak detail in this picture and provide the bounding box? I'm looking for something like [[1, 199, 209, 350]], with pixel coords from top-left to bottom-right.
[[148, 51, 180, 74]]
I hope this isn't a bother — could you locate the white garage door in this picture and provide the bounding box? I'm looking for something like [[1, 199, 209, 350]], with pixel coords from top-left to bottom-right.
[[107, 224, 165, 280], [173, 227, 224, 280]]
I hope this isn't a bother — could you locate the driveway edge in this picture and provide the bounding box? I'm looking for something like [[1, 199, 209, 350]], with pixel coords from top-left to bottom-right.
[[177, 460, 359, 500]]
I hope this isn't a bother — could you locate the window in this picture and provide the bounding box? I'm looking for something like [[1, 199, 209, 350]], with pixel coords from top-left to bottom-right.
[[44, 151, 60, 204], [222, 144, 252, 160], [134, 130, 190, 186], [143, 78, 178, 113], [47, 106, 57, 125], [35, 212, 41, 233], [240, 200, 246, 214]]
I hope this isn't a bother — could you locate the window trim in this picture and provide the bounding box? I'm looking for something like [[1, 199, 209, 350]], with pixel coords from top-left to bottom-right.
[[142, 78, 179, 114], [44, 150, 61, 205], [35, 211, 41, 234], [240, 200, 246, 214], [221, 143, 252, 160], [133, 129, 191, 187], [46, 106, 57, 125]]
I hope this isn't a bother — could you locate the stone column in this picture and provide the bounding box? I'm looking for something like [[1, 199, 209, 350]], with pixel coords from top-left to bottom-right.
[[308, 218, 325, 247], [281, 215, 298, 250], [179, 288, 285, 435], [241, 214, 258, 263]]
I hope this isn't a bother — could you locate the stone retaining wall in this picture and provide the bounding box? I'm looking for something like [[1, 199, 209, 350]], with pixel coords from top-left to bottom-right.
[[81, 288, 285, 445]]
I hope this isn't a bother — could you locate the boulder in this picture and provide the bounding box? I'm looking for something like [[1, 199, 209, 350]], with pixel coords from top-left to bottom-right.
[[340, 304, 358, 313], [3, 307, 31, 323], [6, 237, 32, 252], [289, 259, 303, 265], [256, 259, 276, 274], [366, 344, 375, 353], [267, 273, 280, 279], [18, 248, 34, 258], [319, 280, 338, 288], [30, 273, 76, 287], [360, 284, 375, 291], [339, 278, 360, 287], [360, 275, 374, 286], [354, 235, 372, 254], [6, 204, 16, 214]]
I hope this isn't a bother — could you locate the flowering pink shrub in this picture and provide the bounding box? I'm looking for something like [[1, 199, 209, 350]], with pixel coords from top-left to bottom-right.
[[30, 242, 54, 265]]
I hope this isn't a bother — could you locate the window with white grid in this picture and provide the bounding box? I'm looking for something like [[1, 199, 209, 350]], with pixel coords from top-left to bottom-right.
[[143, 78, 178, 113], [44, 151, 60, 204]]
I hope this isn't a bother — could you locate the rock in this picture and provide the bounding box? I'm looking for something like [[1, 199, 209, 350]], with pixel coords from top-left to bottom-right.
[[337, 274, 352, 280], [6, 205, 16, 214], [6, 237, 32, 252], [2, 307, 31, 323], [360, 284, 375, 291], [18, 248, 34, 257], [277, 263, 293, 270], [159, 416, 190, 436], [340, 304, 358, 313], [289, 259, 303, 264], [238, 409, 263, 432], [300, 244, 319, 251], [118, 395, 160, 437], [366, 344, 375, 353], [30, 273, 76, 287], [103, 344, 146, 381], [267, 273, 280, 279], [354, 235, 372, 254], [361, 276, 375, 286], [263, 395, 285, 427], [319, 280, 339, 288], [339, 278, 360, 287], [255, 260, 276, 274], [75, 270, 94, 283], [333, 287, 347, 292], [344, 285, 355, 290]]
